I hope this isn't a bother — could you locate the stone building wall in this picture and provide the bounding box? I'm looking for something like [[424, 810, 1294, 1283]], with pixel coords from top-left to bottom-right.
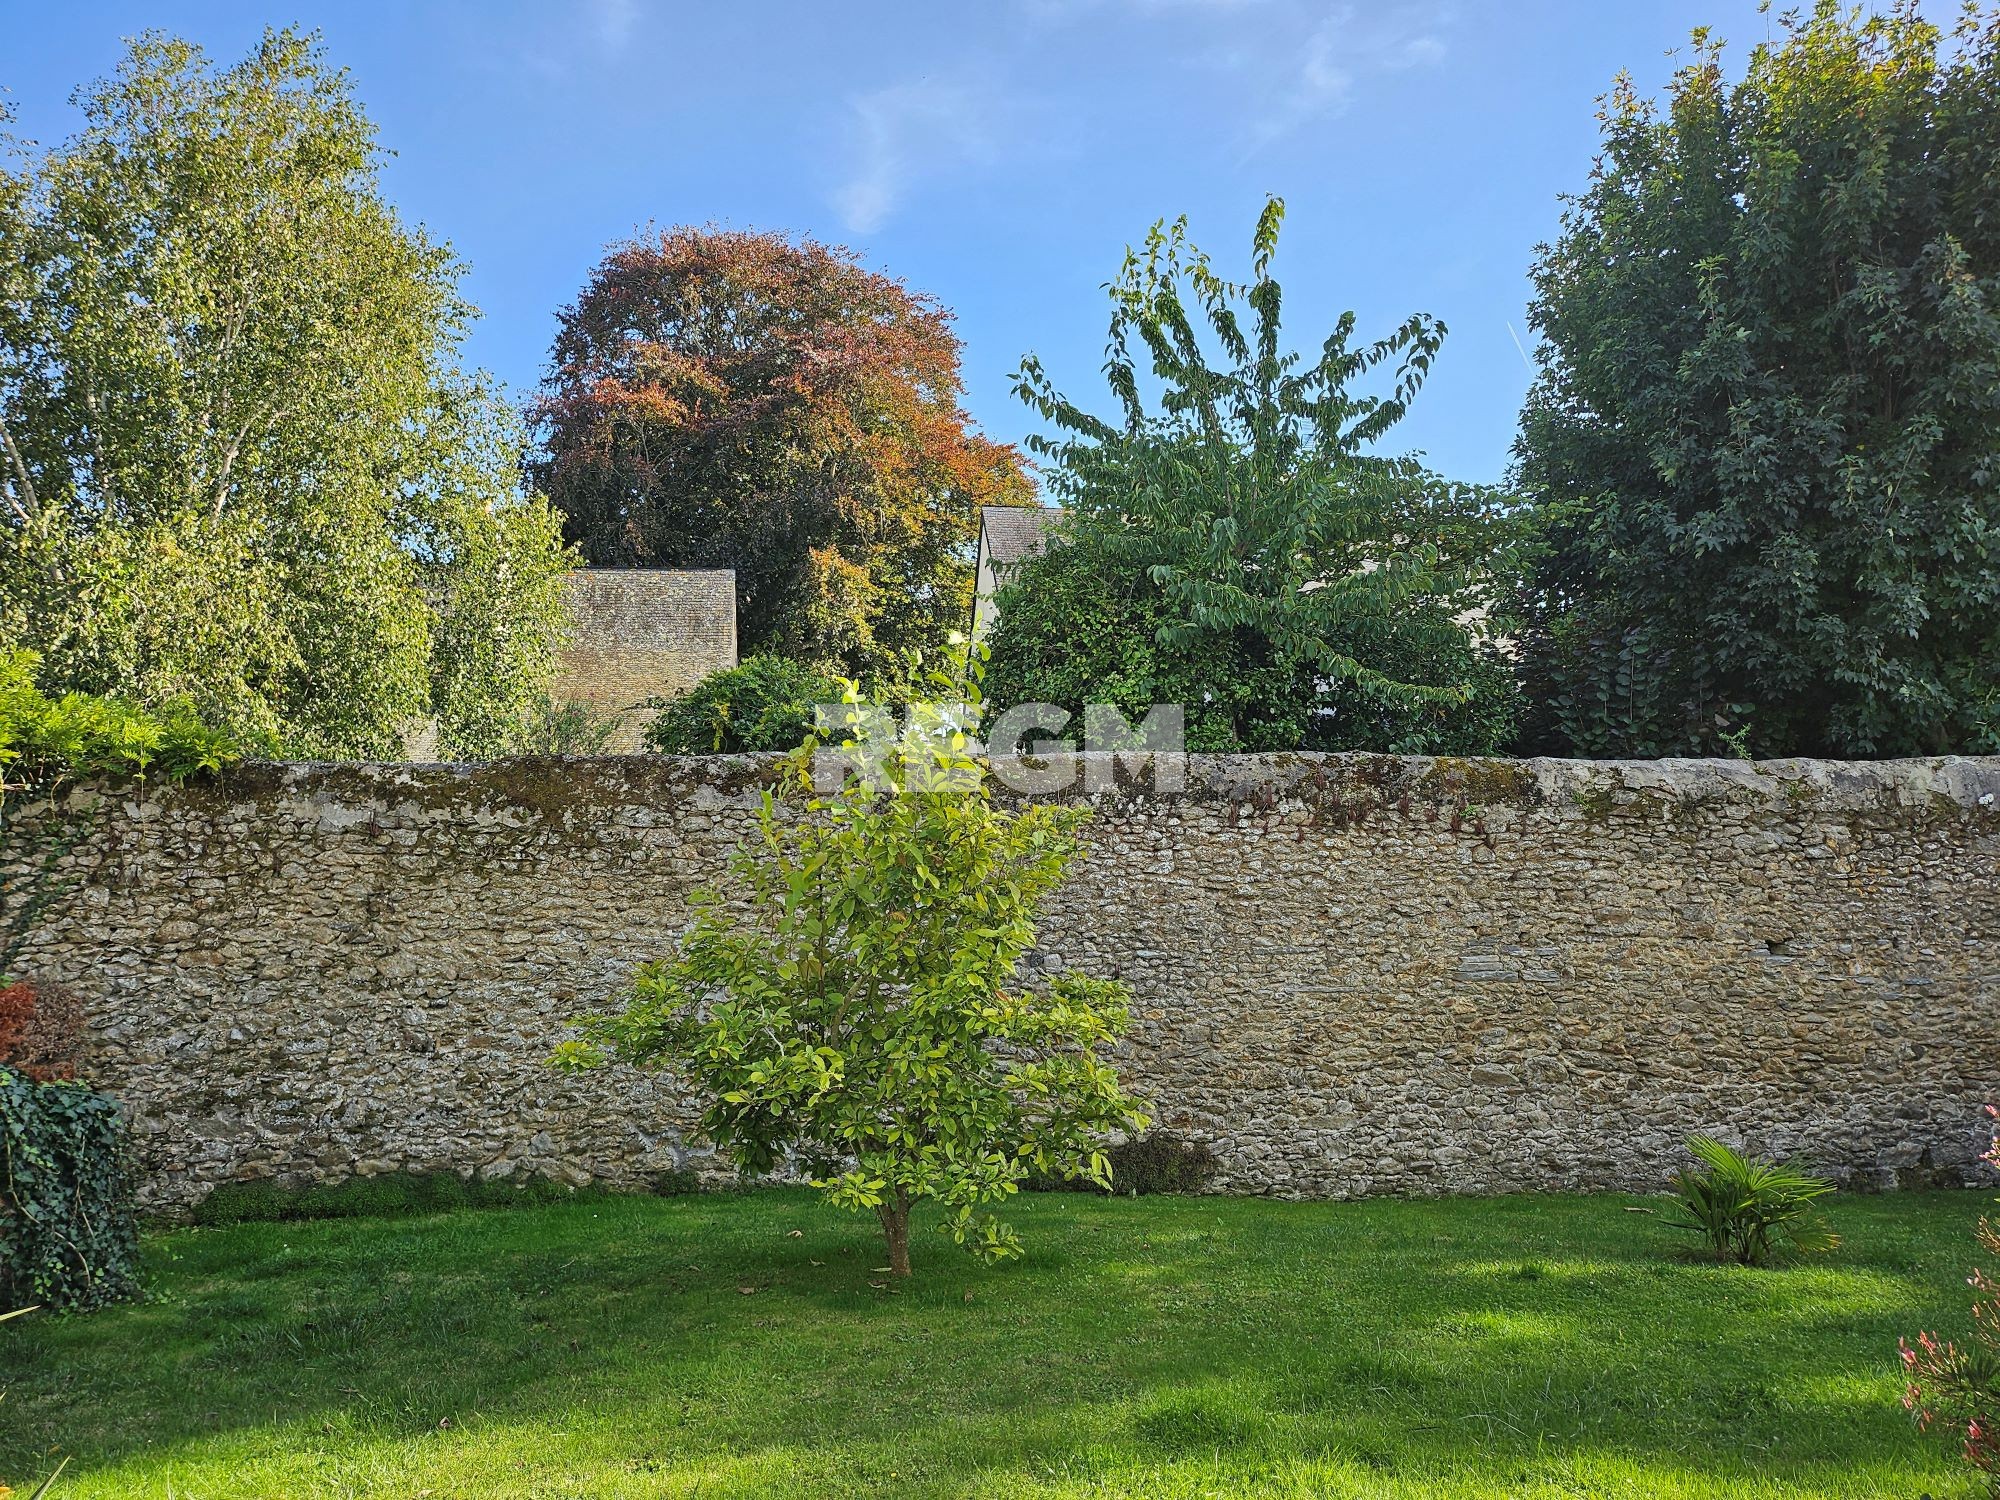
[[553, 570, 737, 750], [11, 752, 1999, 1212]]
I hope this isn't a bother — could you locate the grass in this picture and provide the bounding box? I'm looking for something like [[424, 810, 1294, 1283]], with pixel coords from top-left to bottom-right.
[[0, 1187, 1989, 1498]]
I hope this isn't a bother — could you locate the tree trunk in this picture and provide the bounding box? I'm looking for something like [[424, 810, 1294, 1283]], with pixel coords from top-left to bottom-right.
[[878, 1192, 912, 1278]]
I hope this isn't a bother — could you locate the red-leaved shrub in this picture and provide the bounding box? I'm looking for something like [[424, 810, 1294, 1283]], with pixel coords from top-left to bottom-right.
[[1902, 1106, 2000, 1488], [0, 977, 82, 1082]]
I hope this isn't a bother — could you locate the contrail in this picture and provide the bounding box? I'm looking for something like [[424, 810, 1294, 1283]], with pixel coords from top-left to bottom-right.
[[1506, 320, 1534, 372]]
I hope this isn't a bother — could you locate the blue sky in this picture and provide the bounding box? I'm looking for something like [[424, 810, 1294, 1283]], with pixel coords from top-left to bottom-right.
[[9, 1, 1819, 486]]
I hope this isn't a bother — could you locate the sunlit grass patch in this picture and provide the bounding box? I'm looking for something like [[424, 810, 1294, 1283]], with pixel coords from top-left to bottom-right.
[[0, 1187, 1985, 1498]]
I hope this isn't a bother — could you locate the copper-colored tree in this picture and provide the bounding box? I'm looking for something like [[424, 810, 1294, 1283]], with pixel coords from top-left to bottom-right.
[[533, 228, 1031, 674]]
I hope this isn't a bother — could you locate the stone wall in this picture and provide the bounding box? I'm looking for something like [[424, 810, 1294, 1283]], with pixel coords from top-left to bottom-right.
[[11, 752, 2000, 1212], [553, 570, 737, 750]]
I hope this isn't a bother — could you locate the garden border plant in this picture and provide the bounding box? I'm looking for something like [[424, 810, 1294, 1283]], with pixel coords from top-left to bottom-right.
[[0, 1065, 136, 1314], [1901, 1106, 2000, 1488]]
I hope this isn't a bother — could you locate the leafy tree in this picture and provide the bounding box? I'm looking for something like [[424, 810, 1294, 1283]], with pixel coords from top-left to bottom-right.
[[1513, 3, 2000, 758], [554, 654, 1148, 1277], [1003, 200, 1518, 753], [533, 228, 1033, 676], [0, 31, 574, 758], [985, 524, 1520, 754], [642, 655, 837, 756]]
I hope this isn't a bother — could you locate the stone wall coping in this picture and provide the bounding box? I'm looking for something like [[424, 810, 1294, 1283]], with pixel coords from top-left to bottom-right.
[[33, 749, 2000, 824]]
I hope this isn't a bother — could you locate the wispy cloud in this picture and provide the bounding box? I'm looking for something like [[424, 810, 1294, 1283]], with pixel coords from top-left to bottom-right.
[[1247, 4, 1451, 149], [832, 78, 1008, 234], [831, 1, 1451, 231]]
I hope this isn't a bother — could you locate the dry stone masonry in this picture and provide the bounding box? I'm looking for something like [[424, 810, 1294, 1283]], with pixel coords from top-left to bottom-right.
[[12, 752, 2000, 1212]]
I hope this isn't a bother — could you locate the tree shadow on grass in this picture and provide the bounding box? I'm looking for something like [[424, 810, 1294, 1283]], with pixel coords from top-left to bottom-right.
[[0, 1188, 1980, 1496]]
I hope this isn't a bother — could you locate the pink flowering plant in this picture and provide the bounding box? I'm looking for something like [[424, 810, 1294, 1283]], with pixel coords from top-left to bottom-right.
[[1901, 1106, 2000, 1487]]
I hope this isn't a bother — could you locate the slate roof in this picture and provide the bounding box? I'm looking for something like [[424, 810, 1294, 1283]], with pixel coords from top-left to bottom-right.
[[980, 505, 1061, 566]]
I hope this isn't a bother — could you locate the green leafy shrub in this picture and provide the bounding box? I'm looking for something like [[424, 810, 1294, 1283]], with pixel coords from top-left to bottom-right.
[[0, 650, 236, 798], [642, 655, 837, 755], [507, 693, 621, 756], [186, 1168, 690, 1226], [985, 540, 1519, 755], [1029, 1132, 1219, 1196], [0, 1066, 138, 1313], [1105, 1133, 1219, 1196], [1667, 1135, 1838, 1267]]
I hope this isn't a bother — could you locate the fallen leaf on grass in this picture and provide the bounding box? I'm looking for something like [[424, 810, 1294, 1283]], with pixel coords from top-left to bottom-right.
[[736, 1285, 757, 1296]]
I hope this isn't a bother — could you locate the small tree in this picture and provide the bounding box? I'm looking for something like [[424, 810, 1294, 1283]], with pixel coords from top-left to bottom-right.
[[553, 653, 1148, 1277]]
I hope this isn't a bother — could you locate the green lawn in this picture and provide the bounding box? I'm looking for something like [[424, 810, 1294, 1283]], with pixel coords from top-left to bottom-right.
[[0, 1187, 1989, 1498]]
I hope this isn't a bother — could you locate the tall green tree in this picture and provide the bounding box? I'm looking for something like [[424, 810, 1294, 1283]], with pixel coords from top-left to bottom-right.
[[0, 31, 573, 758], [533, 228, 1032, 678], [1513, 3, 2000, 758], [996, 201, 1518, 753]]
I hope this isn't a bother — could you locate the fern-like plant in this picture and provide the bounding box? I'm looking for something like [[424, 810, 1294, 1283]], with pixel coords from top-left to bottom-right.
[[1667, 1135, 1838, 1267]]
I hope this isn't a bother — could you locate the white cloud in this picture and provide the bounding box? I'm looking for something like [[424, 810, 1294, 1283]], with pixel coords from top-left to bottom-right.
[[1248, 4, 1452, 149], [829, 0, 1451, 230], [832, 78, 1006, 234]]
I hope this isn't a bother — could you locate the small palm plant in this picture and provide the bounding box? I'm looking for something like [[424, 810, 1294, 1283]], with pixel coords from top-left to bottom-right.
[[1667, 1135, 1839, 1267]]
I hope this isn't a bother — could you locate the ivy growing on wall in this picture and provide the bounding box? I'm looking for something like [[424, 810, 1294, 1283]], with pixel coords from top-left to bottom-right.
[[0, 1066, 138, 1312]]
